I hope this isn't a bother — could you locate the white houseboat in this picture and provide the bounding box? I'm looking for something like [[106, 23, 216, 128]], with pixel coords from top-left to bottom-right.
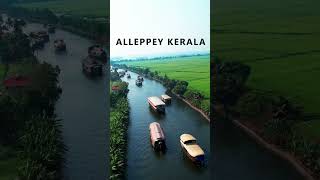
[[161, 94, 172, 104], [148, 96, 166, 113], [180, 134, 205, 164], [149, 122, 166, 151]]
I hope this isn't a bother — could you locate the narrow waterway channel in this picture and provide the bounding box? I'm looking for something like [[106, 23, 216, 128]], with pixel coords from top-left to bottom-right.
[[122, 71, 210, 180], [23, 23, 108, 180], [123, 70, 305, 180]]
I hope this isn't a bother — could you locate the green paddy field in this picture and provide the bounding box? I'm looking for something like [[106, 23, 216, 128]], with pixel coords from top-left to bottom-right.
[[213, 0, 320, 141], [123, 55, 210, 98], [16, 0, 108, 17]]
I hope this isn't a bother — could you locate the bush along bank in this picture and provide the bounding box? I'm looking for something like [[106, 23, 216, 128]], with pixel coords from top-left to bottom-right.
[[7, 6, 109, 44], [213, 57, 320, 179], [110, 74, 129, 180], [113, 64, 210, 120], [0, 18, 65, 179]]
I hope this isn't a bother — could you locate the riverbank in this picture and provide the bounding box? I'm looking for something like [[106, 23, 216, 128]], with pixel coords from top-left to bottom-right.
[[110, 80, 129, 179], [213, 101, 318, 180], [233, 119, 315, 180], [174, 93, 210, 122], [0, 17, 65, 178]]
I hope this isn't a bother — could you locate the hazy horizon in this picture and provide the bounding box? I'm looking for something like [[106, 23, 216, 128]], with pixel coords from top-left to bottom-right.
[[110, 0, 210, 58]]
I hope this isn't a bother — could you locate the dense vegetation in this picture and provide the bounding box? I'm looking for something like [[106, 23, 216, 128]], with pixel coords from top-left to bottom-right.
[[114, 55, 210, 116], [110, 72, 129, 180], [213, 0, 320, 142], [0, 16, 65, 179]]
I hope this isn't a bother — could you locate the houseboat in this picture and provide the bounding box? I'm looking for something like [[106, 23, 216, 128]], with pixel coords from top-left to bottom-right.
[[149, 122, 166, 151], [161, 94, 172, 104], [82, 57, 103, 76], [148, 96, 166, 113], [136, 79, 142, 86], [88, 45, 107, 62], [137, 75, 144, 81], [118, 71, 125, 77], [30, 31, 49, 42], [31, 38, 45, 50], [180, 134, 205, 164], [54, 39, 66, 51]]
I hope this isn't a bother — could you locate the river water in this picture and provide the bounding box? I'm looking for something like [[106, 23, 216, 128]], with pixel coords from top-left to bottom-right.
[[122, 72, 210, 180], [23, 23, 108, 180]]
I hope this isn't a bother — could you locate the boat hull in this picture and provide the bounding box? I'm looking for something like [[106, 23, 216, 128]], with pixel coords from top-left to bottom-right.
[[148, 101, 165, 113]]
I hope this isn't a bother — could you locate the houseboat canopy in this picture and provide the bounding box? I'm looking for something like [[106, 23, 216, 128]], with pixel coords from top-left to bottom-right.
[[180, 134, 204, 158], [149, 122, 165, 141], [161, 94, 172, 100], [148, 96, 165, 106], [180, 134, 197, 143]]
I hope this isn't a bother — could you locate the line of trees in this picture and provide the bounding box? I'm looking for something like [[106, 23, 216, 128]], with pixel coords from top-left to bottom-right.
[[110, 71, 130, 179]]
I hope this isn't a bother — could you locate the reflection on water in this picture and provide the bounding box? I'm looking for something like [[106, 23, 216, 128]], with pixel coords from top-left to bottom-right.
[[123, 71, 210, 180]]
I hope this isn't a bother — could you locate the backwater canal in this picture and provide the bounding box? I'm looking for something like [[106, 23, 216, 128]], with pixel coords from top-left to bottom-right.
[[24, 23, 108, 180]]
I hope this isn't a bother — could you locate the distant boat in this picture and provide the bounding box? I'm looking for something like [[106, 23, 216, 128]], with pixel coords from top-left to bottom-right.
[[118, 71, 125, 77], [137, 75, 144, 81], [148, 96, 165, 113], [161, 94, 172, 104], [54, 39, 66, 51], [82, 57, 103, 76], [180, 134, 205, 164], [88, 45, 107, 62], [29, 31, 49, 42], [149, 122, 166, 151], [136, 79, 142, 86]]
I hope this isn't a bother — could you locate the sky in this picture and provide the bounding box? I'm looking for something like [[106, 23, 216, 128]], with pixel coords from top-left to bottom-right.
[[110, 0, 210, 59]]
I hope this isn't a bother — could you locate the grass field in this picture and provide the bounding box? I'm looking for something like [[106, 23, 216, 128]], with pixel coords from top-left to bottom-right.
[[213, 0, 320, 141], [122, 55, 210, 98], [16, 0, 108, 17]]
